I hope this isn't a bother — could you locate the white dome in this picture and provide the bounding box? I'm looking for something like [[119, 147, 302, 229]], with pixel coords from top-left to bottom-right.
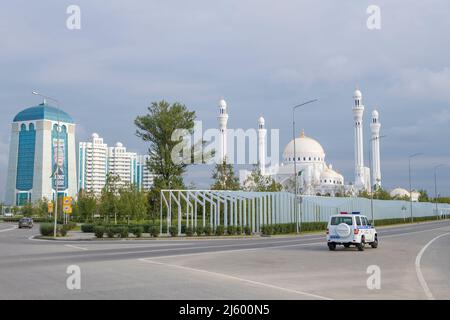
[[115, 142, 123, 148], [219, 99, 227, 109], [372, 110, 379, 118], [258, 116, 265, 125], [283, 131, 325, 163], [390, 188, 410, 198], [92, 133, 99, 139], [353, 89, 362, 99], [320, 165, 344, 182]]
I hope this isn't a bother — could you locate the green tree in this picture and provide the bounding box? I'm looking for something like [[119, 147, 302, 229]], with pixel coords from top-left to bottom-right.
[[211, 160, 240, 190], [373, 188, 392, 200], [135, 100, 198, 190], [99, 173, 121, 224], [243, 164, 282, 192], [77, 190, 98, 222], [117, 184, 149, 222], [418, 189, 429, 202]]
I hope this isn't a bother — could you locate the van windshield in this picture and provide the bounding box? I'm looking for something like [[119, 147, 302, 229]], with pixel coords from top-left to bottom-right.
[[330, 216, 353, 226]]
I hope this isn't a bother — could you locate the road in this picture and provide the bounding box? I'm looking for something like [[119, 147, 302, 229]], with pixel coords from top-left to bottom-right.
[[0, 220, 449, 300]]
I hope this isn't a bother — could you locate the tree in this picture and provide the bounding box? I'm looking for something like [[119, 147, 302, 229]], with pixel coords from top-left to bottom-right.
[[373, 188, 392, 200], [77, 190, 98, 222], [418, 189, 429, 202], [135, 100, 197, 190], [117, 184, 149, 222], [99, 173, 121, 224], [243, 164, 282, 192], [211, 160, 240, 190]]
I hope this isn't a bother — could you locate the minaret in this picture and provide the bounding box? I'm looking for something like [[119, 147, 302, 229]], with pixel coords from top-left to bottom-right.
[[353, 88, 365, 189], [370, 109, 381, 189], [217, 98, 229, 163], [258, 116, 266, 174]]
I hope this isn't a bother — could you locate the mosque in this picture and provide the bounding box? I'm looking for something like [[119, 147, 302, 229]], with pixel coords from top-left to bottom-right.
[[218, 89, 382, 196]]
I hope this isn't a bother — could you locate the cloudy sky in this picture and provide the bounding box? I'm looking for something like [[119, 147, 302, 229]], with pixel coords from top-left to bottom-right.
[[1, 0, 450, 199]]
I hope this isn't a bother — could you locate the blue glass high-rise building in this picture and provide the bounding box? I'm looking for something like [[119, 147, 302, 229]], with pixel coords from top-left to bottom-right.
[[5, 103, 77, 206]]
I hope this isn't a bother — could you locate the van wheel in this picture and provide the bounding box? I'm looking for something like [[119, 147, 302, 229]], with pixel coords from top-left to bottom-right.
[[343, 243, 350, 248], [371, 237, 378, 248], [328, 243, 336, 251], [357, 237, 365, 251]]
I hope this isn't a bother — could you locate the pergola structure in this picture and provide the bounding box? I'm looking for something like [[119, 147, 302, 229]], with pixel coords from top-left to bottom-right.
[[160, 190, 299, 235]]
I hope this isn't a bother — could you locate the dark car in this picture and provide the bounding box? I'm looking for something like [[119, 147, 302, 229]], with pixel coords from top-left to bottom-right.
[[18, 217, 33, 229]]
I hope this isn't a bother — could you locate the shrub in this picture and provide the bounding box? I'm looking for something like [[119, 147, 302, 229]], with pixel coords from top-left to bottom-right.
[[142, 224, 151, 233], [227, 226, 236, 235], [116, 226, 128, 238], [261, 225, 273, 236], [94, 226, 105, 238], [106, 227, 115, 238], [169, 226, 178, 237], [81, 224, 94, 233], [40, 223, 54, 236], [204, 225, 212, 236], [66, 222, 77, 230], [244, 226, 252, 235], [185, 226, 194, 237], [149, 226, 159, 237], [58, 225, 69, 237], [196, 226, 205, 236], [236, 226, 242, 235], [215, 225, 225, 236], [132, 226, 143, 238]]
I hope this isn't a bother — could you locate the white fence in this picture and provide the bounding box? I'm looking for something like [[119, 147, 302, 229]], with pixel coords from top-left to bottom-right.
[[160, 190, 450, 235]]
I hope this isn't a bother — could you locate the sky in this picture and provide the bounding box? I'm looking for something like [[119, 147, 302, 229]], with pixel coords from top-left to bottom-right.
[[1, 0, 450, 200]]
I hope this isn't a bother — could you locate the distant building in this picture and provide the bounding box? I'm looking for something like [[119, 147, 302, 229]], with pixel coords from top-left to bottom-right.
[[390, 188, 420, 202], [78, 133, 108, 194], [78, 134, 154, 194], [5, 102, 77, 205]]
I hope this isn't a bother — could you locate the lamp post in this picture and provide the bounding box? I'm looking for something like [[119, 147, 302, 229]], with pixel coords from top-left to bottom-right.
[[292, 99, 318, 234], [368, 135, 386, 225], [434, 164, 445, 219], [408, 152, 423, 223], [32, 91, 60, 238]]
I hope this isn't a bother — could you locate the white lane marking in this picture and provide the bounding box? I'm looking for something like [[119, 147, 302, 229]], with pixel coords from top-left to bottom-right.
[[139, 257, 332, 300], [140, 241, 322, 261], [65, 244, 88, 251], [415, 232, 450, 300], [0, 226, 17, 233], [381, 226, 450, 239]]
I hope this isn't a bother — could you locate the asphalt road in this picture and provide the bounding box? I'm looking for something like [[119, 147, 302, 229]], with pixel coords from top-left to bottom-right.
[[0, 220, 449, 300]]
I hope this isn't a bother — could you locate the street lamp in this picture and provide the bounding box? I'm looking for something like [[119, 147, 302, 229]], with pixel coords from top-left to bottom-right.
[[434, 164, 445, 219], [408, 152, 423, 223], [32, 91, 60, 238], [292, 99, 318, 234], [368, 135, 387, 225]]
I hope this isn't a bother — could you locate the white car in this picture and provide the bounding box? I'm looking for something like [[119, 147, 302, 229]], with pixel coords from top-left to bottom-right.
[[326, 212, 378, 251]]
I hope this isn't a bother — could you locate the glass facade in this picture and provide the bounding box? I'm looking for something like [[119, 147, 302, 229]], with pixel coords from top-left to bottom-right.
[[16, 123, 36, 191]]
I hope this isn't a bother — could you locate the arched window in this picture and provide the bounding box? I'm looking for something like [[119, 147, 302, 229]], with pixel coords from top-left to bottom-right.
[[20, 124, 26, 131]]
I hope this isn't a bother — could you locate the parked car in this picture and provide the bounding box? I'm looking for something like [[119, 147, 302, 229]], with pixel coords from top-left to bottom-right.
[[326, 212, 378, 251], [18, 217, 33, 229]]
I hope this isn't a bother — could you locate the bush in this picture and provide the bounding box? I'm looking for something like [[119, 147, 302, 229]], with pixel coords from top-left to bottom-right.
[[149, 225, 159, 237], [106, 227, 115, 238], [169, 226, 178, 237], [58, 225, 69, 237], [94, 226, 105, 238], [204, 225, 212, 236], [236, 226, 242, 235], [66, 222, 77, 230], [244, 226, 252, 235], [81, 224, 94, 233], [185, 226, 194, 237], [227, 226, 236, 235], [40, 223, 54, 236], [142, 224, 152, 233], [132, 226, 143, 238], [195, 226, 205, 236], [261, 225, 273, 236], [116, 226, 128, 238], [215, 225, 224, 236]]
